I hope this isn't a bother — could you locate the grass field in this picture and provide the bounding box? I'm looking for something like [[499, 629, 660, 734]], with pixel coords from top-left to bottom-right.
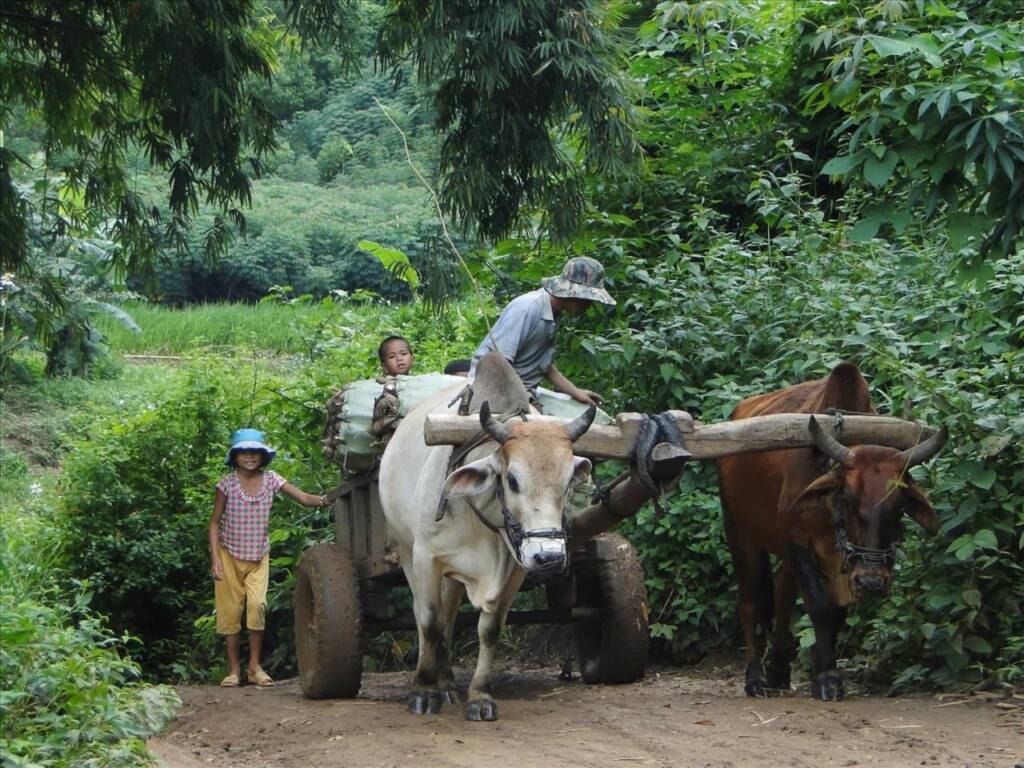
[[91, 297, 491, 362], [91, 300, 335, 355]]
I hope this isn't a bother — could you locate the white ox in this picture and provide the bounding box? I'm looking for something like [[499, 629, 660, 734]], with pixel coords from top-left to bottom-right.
[[379, 387, 596, 721]]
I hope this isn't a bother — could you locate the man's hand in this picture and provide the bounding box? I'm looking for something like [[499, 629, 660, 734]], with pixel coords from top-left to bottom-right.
[[571, 388, 603, 406], [211, 556, 223, 581], [547, 364, 603, 406]]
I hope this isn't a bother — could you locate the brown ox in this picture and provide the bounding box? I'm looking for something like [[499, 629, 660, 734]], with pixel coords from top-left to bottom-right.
[[718, 363, 948, 700]]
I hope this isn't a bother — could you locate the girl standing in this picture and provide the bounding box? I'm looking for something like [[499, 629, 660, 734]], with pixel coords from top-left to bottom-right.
[[209, 428, 328, 687]]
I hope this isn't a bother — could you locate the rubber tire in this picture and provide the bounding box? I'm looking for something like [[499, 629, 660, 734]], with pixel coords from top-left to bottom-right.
[[295, 543, 363, 699], [574, 533, 649, 684]]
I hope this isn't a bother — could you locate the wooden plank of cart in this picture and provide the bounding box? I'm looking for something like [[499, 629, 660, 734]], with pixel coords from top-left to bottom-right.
[[294, 410, 937, 699]]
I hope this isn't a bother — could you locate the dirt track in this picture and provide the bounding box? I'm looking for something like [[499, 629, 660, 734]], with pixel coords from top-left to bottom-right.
[[150, 662, 1022, 768]]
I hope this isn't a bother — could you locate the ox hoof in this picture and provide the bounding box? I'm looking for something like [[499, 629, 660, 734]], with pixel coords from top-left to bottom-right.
[[465, 698, 498, 721], [408, 690, 443, 715], [811, 671, 845, 701], [440, 687, 463, 705], [744, 666, 769, 698], [744, 679, 770, 697]]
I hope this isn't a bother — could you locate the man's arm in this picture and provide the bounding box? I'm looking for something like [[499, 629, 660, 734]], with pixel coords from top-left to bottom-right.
[[546, 363, 603, 405]]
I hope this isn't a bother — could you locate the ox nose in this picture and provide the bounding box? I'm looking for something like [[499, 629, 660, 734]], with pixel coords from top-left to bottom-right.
[[854, 573, 891, 596], [519, 538, 568, 576], [531, 548, 565, 569]]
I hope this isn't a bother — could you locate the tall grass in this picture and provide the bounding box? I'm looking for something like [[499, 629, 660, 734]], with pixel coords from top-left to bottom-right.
[[93, 301, 335, 355]]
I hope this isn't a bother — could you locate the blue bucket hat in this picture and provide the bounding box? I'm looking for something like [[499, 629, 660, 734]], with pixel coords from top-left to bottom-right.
[[224, 428, 277, 466]]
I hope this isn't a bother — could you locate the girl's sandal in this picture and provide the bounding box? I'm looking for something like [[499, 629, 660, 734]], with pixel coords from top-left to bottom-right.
[[220, 673, 240, 687], [250, 669, 274, 687]]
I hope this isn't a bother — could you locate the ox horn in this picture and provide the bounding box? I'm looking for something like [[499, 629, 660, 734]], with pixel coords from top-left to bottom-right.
[[808, 416, 852, 467], [898, 426, 949, 467], [565, 404, 597, 443], [479, 401, 511, 445]]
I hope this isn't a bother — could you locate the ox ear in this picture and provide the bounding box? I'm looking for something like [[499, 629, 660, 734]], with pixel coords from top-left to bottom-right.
[[903, 483, 939, 535], [442, 454, 500, 499], [787, 473, 839, 517], [571, 456, 592, 487]]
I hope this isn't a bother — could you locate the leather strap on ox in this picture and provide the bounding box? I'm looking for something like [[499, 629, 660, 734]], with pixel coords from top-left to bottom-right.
[[830, 491, 895, 572], [434, 405, 529, 523], [462, 478, 568, 577]]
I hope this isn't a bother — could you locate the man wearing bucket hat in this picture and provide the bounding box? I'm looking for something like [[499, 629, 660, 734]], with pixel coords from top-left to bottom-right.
[[469, 256, 615, 406], [208, 428, 329, 688]]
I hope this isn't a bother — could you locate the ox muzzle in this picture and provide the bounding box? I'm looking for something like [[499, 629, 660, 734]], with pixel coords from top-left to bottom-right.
[[496, 483, 569, 578], [832, 497, 895, 598]]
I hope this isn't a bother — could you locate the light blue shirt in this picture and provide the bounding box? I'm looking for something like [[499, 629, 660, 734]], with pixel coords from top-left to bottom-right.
[[470, 289, 557, 391]]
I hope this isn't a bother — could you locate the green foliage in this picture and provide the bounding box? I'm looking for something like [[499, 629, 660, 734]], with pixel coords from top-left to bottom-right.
[[796, 0, 1024, 260], [59, 368, 246, 676], [359, 240, 420, 293], [1, 437, 180, 766], [0, 0, 295, 274], [0, 214, 139, 379], [317, 134, 355, 182], [632, 1, 795, 214], [92, 299, 338, 355], [138, 172, 436, 303], [378, 0, 639, 239], [3, 0, 638, 279], [0, 587, 181, 767]]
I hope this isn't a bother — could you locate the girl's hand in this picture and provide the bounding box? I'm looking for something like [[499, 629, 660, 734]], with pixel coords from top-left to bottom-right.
[[211, 557, 223, 581], [319, 495, 330, 507]]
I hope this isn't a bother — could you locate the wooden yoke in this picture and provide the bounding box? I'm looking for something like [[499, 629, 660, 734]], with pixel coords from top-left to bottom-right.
[[423, 411, 939, 461]]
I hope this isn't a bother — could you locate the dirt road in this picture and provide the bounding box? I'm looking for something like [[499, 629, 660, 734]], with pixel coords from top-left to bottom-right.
[[150, 662, 1022, 768]]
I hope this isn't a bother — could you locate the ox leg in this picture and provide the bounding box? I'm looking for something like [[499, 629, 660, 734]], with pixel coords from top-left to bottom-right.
[[766, 562, 797, 693], [791, 544, 847, 701], [807, 604, 847, 701], [406, 555, 446, 715], [732, 548, 773, 697], [465, 571, 524, 722], [437, 577, 466, 704]]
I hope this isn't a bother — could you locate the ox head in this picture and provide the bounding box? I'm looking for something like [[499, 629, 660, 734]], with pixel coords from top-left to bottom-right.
[[441, 401, 596, 577], [793, 417, 948, 599]]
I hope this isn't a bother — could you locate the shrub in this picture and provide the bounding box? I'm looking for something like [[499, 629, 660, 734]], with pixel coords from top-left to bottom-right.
[[59, 368, 248, 677], [0, 587, 181, 767], [1, 440, 179, 766]]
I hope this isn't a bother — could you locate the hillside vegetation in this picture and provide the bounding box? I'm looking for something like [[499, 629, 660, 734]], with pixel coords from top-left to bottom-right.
[[0, 1, 1021, 764]]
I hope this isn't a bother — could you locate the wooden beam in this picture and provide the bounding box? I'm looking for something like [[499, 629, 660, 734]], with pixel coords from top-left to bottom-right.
[[686, 414, 938, 459], [424, 411, 694, 460], [423, 411, 938, 461]]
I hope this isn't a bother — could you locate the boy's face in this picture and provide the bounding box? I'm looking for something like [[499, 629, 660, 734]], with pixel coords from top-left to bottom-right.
[[381, 340, 414, 375]]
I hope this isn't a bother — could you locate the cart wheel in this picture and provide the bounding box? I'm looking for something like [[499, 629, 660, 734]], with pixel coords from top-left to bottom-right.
[[295, 543, 363, 699], [574, 533, 649, 684]]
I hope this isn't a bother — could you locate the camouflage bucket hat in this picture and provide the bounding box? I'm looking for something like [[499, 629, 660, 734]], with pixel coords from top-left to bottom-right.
[[541, 256, 616, 306]]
